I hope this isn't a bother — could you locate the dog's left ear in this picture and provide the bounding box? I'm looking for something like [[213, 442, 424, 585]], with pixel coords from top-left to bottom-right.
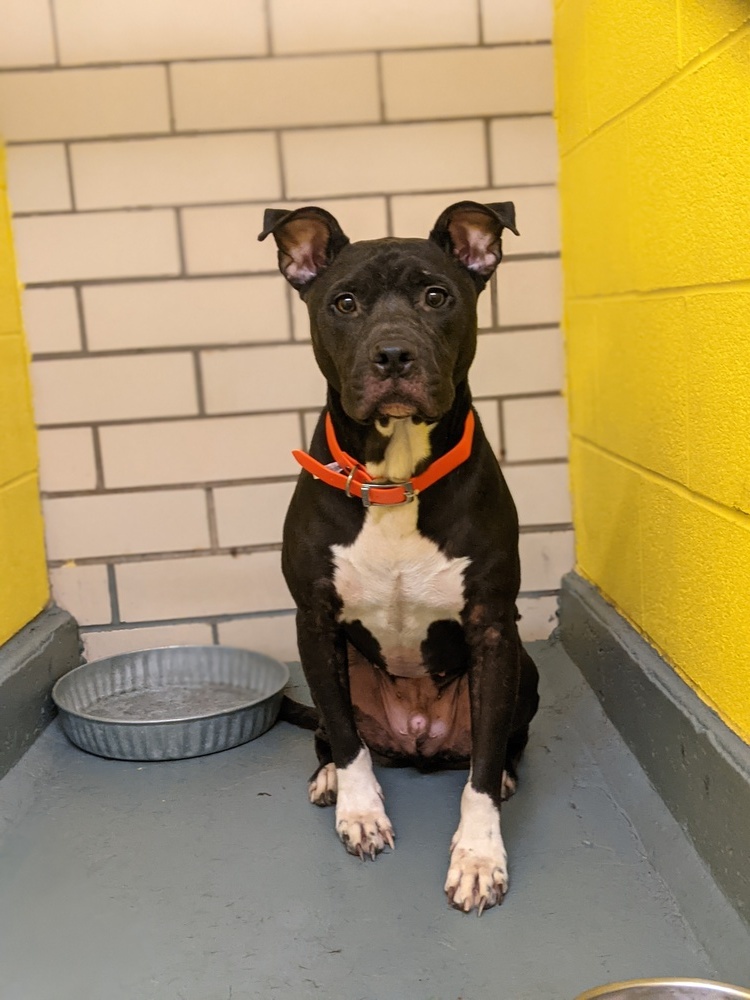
[[429, 201, 519, 285], [258, 206, 350, 291]]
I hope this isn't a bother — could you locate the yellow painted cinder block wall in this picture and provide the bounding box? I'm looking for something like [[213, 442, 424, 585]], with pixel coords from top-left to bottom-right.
[[0, 145, 49, 645], [555, 2, 750, 742]]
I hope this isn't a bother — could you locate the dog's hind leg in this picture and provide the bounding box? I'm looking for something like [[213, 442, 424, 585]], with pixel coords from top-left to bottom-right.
[[501, 648, 540, 800], [308, 729, 337, 806]]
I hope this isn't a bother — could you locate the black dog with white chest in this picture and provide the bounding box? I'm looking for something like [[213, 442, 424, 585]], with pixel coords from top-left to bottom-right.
[[259, 201, 539, 915]]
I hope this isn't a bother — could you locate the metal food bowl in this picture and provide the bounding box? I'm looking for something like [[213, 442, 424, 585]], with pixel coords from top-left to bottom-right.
[[52, 645, 289, 761], [576, 980, 750, 1000]]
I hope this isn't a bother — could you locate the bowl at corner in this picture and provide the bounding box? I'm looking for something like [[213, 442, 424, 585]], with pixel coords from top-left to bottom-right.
[[52, 645, 289, 762]]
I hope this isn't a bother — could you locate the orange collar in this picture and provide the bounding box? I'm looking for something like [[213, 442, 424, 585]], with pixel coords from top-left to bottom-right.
[[292, 411, 475, 507]]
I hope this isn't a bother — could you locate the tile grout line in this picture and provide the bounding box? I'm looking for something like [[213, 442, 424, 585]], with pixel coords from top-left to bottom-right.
[[483, 118, 494, 188], [174, 207, 188, 276], [0, 39, 554, 77], [19, 252, 561, 290], [205, 487, 220, 550], [274, 130, 287, 200], [375, 51, 387, 123], [164, 62, 177, 132], [2, 109, 555, 148], [47, 0, 61, 64], [72, 285, 89, 351], [192, 350, 206, 415], [476, 0, 485, 46], [10, 181, 558, 214], [91, 425, 105, 490], [62, 142, 76, 210], [106, 564, 121, 625], [263, 0, 274, 57]]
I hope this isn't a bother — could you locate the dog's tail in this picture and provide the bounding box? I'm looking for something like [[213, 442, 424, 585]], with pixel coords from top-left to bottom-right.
[[279, 695, 319, 731]]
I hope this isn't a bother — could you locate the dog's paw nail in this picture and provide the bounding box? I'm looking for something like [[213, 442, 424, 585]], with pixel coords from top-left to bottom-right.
[[444, 847, 508, 915]]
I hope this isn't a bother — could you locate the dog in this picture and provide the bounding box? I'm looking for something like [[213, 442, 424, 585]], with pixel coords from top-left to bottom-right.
[[259, 201, 539, 914]]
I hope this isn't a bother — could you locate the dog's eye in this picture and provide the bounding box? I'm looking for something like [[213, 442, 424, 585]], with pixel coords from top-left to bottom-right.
[[333, 293, 357, 315], [424, 287, 448, 309]]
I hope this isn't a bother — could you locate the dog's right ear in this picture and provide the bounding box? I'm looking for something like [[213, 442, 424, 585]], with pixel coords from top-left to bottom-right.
[[258, 206, 350, 291]]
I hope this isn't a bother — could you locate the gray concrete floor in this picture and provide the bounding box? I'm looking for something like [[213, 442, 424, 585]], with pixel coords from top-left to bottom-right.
[[0, 640, 744, 1000]]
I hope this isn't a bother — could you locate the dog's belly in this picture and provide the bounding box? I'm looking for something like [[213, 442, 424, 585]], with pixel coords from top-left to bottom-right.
[[331, 503, 471, 678], [348, 646, 471, 762]]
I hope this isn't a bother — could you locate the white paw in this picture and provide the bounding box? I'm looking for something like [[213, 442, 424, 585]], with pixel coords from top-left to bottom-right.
[[335, 746, 395, 860], [500, 770, 517, 802], [446, 780, 508, 914], [445, 846, 508, 914], [336, 808, 395, 860], [308, 763, 337, 806]]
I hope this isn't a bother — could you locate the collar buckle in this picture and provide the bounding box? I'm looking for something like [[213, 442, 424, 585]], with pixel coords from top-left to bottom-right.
[[360, 481, 415, 508]]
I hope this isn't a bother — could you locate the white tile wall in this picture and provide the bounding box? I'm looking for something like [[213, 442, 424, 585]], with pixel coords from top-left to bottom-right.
[[481, 0, 554, 43], [14, 211, 180, 283], [503, 463, 572, 526], [9, 0, 569, 655], [473, 399, 502, 459], [201, 344, 326, 414], [0, 66, 170, 142], [49, 563, 112, 626], [82, 622, 215, 662], [100, 414, 301, 488], [516, 595, 559, 641], [472, 330, 564, 397], [0, 0, 56, 68], [71, 134, 281, 210], [390, 185, 560, 255], [282, 121, 488, 198], [503, 395, 569, 461], [22, 288, 81, 354], [382, 46, 554, 120], [37, 428, 97, 493], [497, 258, 563, 327], [6, 145, 71, 213], [43, 490, 210, 560], [214, 481, 297, 548], [182, 197, 388, 275], [491, 117, 560, 186], [270, 0, 478, 54], [171, 55, 380, 132], [217, 615, 299, 664], [54, 0, 268, 64], [83, 278, 289, 351], [31, 354, 198, 425], [116, 551, 292, 622], [519, 531, 575, 592]]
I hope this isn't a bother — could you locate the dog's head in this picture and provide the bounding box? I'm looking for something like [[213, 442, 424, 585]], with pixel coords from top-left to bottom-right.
[[259, 201, 518, 424]]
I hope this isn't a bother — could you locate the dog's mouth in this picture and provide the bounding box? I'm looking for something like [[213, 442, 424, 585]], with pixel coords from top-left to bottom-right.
[[377, 401, 418, 418]]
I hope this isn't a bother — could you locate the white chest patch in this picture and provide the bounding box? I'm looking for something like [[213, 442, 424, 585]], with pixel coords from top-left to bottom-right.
[[331, 419, 471, 677]]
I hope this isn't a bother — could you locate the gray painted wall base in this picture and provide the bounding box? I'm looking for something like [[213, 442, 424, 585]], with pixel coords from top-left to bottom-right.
[[559, 571, 750, 933], [0, 605, 80, 779]]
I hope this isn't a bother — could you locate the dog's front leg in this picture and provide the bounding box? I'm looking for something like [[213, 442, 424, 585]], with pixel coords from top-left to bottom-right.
[[445, 607, 521, 914], [296, 607, 395, 859]]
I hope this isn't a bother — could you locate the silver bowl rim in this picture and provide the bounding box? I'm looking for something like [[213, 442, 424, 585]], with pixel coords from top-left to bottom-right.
[[577, 979, 750, 1000], [52, 644, 290, 727]]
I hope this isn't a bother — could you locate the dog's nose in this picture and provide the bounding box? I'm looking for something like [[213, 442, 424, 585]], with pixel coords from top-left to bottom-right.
[[372, 345, 414, 378]]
